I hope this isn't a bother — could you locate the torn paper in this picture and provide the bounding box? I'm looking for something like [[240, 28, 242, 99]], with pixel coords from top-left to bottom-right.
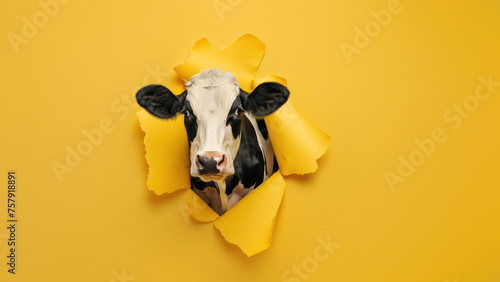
[[136, 35, 330, 256], [213, 172, 285, 257], [137, 110, 190, 194], [187, 189, 220, 222], [251, 75, 331, 175], [174, 34, 265, 92]]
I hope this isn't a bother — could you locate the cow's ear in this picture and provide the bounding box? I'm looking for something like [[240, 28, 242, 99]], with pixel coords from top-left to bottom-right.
[[136, 84, 186, 119], [239, 82, 290, 116]]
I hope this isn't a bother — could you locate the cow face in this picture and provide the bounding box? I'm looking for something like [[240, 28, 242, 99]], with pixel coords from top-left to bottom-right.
[[136, 69, 289, 181]]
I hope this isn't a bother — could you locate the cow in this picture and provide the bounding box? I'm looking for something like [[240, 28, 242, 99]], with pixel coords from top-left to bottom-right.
[[136, 68, 289, 215]]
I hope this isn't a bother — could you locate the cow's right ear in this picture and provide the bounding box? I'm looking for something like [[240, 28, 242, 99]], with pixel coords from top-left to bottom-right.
[[239, 82, 290, 117], [136, 85, 186, 119]]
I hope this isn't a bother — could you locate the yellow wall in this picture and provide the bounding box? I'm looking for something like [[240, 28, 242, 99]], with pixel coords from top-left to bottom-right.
[[1, 0, 500, 281]]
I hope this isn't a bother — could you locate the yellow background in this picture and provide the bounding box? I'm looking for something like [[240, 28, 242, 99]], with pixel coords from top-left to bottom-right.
[[1, 0, 500, 281]]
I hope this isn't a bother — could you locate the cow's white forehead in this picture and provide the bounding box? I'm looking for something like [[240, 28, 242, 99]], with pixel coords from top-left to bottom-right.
[[185, 69, 239, 115]]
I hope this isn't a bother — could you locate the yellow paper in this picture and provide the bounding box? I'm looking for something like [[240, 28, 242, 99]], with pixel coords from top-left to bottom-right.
[[187, 189, 220, 222], [251, 74, 288, 90], [174, 34, 265, 92], [265, 102, 330, 175], [213, 172, 286, 257], [137, 110, 190, 194], [252, 75, 331, 175]]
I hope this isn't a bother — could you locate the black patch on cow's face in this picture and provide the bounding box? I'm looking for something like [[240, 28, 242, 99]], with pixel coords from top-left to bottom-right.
[[182, 100, 198, 143], [256, 119, 268, 140], [226, 97, 244, 139], [231, 114, 265, 189], [225, 174, 240, 196]]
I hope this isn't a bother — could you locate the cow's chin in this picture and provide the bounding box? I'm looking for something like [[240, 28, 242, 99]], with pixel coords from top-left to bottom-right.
[[196, 174, 227, 182], [191, 170, 234, 182]]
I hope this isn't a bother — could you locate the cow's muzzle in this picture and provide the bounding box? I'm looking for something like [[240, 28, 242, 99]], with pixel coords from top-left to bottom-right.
[[195, 151, 227, 175]]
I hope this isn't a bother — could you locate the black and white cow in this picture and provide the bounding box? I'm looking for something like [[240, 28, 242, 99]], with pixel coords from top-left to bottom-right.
[[136, 69, 289, 215]]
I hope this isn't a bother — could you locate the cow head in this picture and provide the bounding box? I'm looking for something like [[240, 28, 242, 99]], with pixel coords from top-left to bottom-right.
[[136, 69, 289, 182]]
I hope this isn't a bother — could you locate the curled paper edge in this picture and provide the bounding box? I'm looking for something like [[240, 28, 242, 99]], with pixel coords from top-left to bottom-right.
[[213, 172, 286, 257], [137, 109, 190, 195], [253, 75, 331, 175], [173, 34, 265, 92]]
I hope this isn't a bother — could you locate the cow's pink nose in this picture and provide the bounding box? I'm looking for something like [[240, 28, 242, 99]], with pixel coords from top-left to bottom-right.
[[195, 152, 227, 174]]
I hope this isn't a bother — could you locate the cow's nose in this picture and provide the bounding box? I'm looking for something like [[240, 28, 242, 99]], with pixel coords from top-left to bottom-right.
[[196, 152, 227, 174]]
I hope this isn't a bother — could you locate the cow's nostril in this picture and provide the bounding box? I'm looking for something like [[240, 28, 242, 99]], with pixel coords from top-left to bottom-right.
[[217, 154, 227, 172], [218, 155, 226, 166], [196, 155, 204, 169]]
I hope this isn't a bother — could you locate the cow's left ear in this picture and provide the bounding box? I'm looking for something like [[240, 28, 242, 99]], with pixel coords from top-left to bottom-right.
[[239, 82, 290, 116]]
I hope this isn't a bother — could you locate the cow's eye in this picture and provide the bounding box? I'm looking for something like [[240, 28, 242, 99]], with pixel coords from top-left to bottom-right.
[[181, 109, 189, 117], [235, 106, 244, 116]]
